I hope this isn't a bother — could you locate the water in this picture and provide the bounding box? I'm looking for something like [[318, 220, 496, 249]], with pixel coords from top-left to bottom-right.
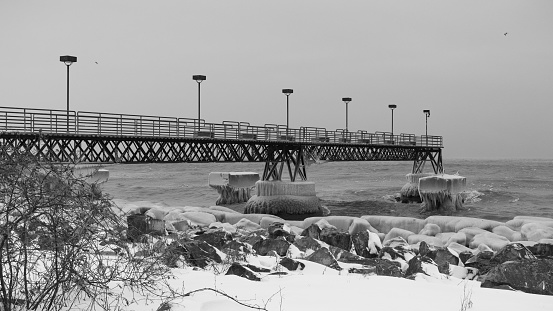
[[100, 159, 553, 222]]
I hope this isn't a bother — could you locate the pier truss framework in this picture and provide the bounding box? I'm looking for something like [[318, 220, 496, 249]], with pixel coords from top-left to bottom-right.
[[0, 132, 443, 181]]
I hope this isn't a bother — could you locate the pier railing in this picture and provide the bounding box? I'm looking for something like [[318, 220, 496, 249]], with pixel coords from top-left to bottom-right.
[[0, 106, 443, 147]]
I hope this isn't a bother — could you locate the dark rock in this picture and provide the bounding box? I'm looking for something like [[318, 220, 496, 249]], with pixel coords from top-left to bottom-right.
[[434, 248, 460, 268], [465, 250, 495, 274], [346, 258, 403, 277], [491, 243, 536, 264], [268, 222, 294, 242], [244, 263, 271, 273], [226, 262, 261, 281], [348, 267, 377, 275], [193, 230, 233, 249], [164, 240, 222, 268], [238, 233, 265, 248], [527, 243, 553, 258], [269, 271, 288, 276], [459, 251, 474, 265], [300, 223, 322, 239], [329, 245, 366, 263], [319, 227, 352, 252], [220, 240, 251, 262], [279, 257, 305, 271], [405, 255, 438, 278], [293, 236, 322, 253], [418, 241, 437, 260], [305, 247, 342, 270], [252, 238, 290, 256], [352, 230, 380, 258], [481, 259, 553, 296], [379, 246, 408, 261], [480, 281, 516, 291]]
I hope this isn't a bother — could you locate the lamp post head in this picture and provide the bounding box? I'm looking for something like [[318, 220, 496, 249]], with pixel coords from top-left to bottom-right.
[[423, 109, 430, 117], [282, 89, 293, 95], [60, 55, 77, 66], [388, 104, 397, 110], [342, 97, 352, 104], [193, 75, 206, 82]]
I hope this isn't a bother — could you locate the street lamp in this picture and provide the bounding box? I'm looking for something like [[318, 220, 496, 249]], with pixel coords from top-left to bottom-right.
[[192, 75, 206, 132], [423, 109, 430, 146], [60, 55, 77, 132], [388, 104, 397, 139], [282, 89, 293, 140], [342, 97, 351, 133]]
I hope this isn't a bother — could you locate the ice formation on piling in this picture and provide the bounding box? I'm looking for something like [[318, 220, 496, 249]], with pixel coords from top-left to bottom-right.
[[418, 174, 466, 212], [208, 172, 259, 205], [400, 173, 434, 203], [244, 180, 325, 216]]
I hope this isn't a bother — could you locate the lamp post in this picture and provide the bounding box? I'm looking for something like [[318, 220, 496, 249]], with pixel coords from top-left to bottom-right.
[[342, 97, 351, 133], [423, 109, 430, 146], [282, 89, 293, 139], [192, 75, 206, 132], [60, 55, 77, 132], [388, 104, 397, 139]]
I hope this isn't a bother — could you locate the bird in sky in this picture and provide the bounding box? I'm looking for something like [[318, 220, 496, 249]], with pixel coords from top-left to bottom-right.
[[95, 61, 98, 64], [504, 32, 508, 36]]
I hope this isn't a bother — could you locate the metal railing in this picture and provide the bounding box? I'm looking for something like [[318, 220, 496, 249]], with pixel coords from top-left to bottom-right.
[[0, 106, 443, 147]]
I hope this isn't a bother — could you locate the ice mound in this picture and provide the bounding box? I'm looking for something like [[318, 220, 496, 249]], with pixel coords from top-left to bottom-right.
[[418, 174, 467, 211]]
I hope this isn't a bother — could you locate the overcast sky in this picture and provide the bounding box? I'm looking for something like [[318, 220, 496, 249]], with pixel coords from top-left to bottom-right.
[[1, 0, 552, 159]]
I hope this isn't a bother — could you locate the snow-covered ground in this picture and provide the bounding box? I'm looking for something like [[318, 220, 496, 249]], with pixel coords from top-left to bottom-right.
[[69, 254, 553, 311]]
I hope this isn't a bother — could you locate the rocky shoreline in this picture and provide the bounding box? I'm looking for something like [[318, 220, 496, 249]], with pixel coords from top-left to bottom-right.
[[126, 205, 553, 297]]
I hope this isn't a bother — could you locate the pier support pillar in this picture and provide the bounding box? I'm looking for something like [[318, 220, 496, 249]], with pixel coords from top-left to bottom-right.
[[400, 173, 434, 203], [244, 180, 327, 220], [208, 172, 259, 205], [418, 174, 467, 212], [412, 149, 443, 174]]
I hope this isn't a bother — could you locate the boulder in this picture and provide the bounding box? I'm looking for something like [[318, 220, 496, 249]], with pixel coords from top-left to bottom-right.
[[301, 223, 322, 240], [305, 247, 342, 270], [506, 216, 553, 231], [225, 262, 261, 281], [347, 258, 403, 277], [481, 259, 553, 296], [458, 227, 488, 243], [208, 172, 259, 205], [405, 255, 440, 278], [181, 212, 217, 227], [268, 222, 294, 242], [352, 230, 382, 258], [177, 240, 222, 268], [492, 225, 523, 242], [491, 243, 536, 264], [233, 218, 262, 231], [407, 235, 444, 248], [362, 215, 426, 235], [279, 257, 305, 271], [521, 222, 553, 242], [292, 236, 323, 255], [528, 243, 553, 258], [319, 227, 352, 251], [193, 230, 233, 249], [384, 227, 415, 244], [470, 232, 511, 251], [252, 238, 291, 256], [418, 223, 441, 236], [465, 249, 495, 274], [348, 217, 379, 235]]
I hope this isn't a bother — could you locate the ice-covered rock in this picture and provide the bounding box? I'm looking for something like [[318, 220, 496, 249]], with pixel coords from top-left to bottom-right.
[[362, 215, 426, 235], [418, 174, 467, 211], [470, 232, 510, 251], [521, 222, 553, 242], [418, 223, 441, 236], [384, 227, 416, 243]]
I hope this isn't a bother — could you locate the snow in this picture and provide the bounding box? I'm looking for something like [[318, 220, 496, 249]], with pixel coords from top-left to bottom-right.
[[62, 252, 553, 311]]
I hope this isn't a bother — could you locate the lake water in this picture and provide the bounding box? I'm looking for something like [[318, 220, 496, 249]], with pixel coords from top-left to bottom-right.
[[100, 159, 553, 222]]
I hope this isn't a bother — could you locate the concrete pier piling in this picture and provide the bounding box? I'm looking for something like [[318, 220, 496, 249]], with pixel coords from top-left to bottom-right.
[[418, 174, 467, 212], [400, 172, 434, 203], [244, 180, 326, 219], [208, 172, 260, 205]]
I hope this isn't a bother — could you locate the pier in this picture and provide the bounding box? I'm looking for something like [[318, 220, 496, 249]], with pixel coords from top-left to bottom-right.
[[0, 106, 444, 181]]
